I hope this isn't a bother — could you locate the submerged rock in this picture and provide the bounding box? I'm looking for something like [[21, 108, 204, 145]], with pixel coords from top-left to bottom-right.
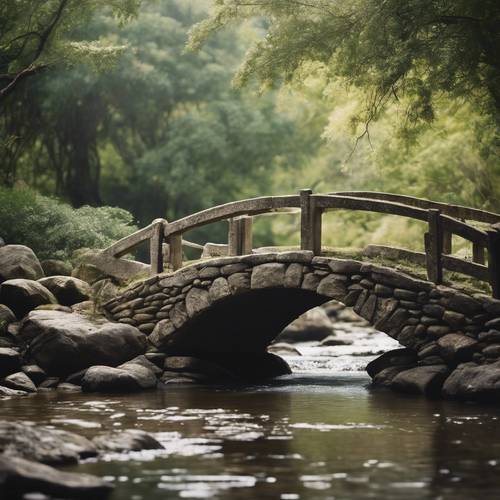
[[19, 310, 147, 376], [0, 455, 113, 499], [92, 429, 163, 453], [0, 279, 57, 318], [366, 348, 418, 378], [390, 365, 450, 397], [0, 420, 97, 465], [442, 361, 500, 401], [0, 245, 44, 282]]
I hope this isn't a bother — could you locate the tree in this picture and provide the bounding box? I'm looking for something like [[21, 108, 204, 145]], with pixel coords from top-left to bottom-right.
[[0, 0, 140, 103], [189, 0, 500, 136]]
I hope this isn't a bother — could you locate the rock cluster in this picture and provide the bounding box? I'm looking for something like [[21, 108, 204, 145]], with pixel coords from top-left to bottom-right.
[[0, 421, 163, 498]]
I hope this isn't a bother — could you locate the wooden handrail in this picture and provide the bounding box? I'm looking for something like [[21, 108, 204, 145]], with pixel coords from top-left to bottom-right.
[[99, 190, 500, 297], [333, 191, 500, 224]]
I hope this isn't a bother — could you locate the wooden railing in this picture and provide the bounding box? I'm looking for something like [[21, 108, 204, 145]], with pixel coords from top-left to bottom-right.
[[100, 190, 500, 298]]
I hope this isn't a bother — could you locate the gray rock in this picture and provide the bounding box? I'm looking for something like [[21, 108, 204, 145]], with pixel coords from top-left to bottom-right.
[[267, 342, 302, 356], [478, 330, 500, 343], [0, 420, 97, 464], [0, 455, 113, 499], [284, 263, 303, 288], [437, 334, 478, 363], [0, 279, 57, 318], [0, 385, 27, 396], [328, 259, 361, 274], [227, 272, 251, 293], [57, 382, 82, 392], [3, 371, 37, 392], [391, 365, 449, 397], [371, 266, 432, 292], [251, 263, 286, 289], [38, 275, 91, 306], [149, 319, 176, 349], [208, 277, 231, 302], [92, 429, 163, 453], [316, 275, 347, 300], [442, 361, 500, 400], [366, 348, 418, 378], [41, 259, 72, 277], [320, 335, 353, 346], [0, 304, 15, 334], [185, 288, 210, 317], [82, 360, 157, 393], [482, 344, 500, 358], [0, 245, 44, 282], [20, 310, 147, 376], [372, 366, 409, 387], [277, 307, 333, 342], [0, 347, 21, 378], [438, 287, 482, 316], [92, 278, 119, 303], [301, 272, 321, 291]]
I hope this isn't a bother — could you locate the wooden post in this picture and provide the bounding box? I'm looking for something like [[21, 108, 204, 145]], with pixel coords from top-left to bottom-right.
[[149, 220, 164, 274], [228, 218, 240, 256], [425, 209, 443, 284], [472, 242, 485, 264], [168, 234, 183, 271], [240, 216, 253, 255], [300, 189, 322, 254], [228, 216, 253, 256], [487, 227, 500, 299], [442, 231, 452, 254]]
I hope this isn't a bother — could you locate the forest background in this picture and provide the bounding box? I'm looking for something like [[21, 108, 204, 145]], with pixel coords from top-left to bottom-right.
[[1, 0, 499, 263]]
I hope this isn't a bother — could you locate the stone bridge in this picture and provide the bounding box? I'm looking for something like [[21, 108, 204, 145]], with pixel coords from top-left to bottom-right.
[[100, 191, 500, 397]]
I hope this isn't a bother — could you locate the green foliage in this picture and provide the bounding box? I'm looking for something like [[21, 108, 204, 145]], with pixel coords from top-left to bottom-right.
[[0, 186, 137, 261], [190, 0, 500, 133], [0, 0, 141, 101]]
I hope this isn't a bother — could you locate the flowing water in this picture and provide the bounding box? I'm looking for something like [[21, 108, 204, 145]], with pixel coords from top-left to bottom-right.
[[1, 325, 500, 500]]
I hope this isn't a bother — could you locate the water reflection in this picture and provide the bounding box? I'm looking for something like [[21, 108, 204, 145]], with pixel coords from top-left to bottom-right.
[[1, 371, 500, 499]]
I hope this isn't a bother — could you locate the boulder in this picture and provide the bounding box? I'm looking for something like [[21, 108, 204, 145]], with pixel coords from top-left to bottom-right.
[[320, 335, 353, 346], [268, 342, 302, 356], [366, 348, 418, 378], [0, 279, 57, 318], [390, 365, 449, 397], [0, 385, 27, 397], [372, 366, 409, 387], [41, 259, 72, 277], [0, 347, 21, 378], [0, 420, 97, 464], [276, 307, 333, 342], [442, 361, 500, 401], [22, 365, 47, 385], [92, 429, 163, 453], [0, 245, 44, 282], [2, 371, 37, 392], [38, 276, 91, 306], [0, 304, 15, 334], [0, 456, 113, 499], [81, 361, 157, 393], [92, 278, 119, 303], [437, 334, 478, 364], [19, 310, 147, 376]]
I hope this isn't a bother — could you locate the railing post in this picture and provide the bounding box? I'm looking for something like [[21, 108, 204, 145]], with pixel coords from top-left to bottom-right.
[[472, 242, 485, 264], [228, 218, 240, 256], [240, 216, 253, 255], [442, 231, 452, 254], [149, 219, 164, 274], [487, 226, 500, 298], [168, 234, 183, 271], [300, 189, 322, 254], [425, 209, 443, 284], [228, 216, 253, 256]]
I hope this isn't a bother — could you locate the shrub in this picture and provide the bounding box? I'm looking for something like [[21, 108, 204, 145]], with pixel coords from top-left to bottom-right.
[[0, 186, 137, 261]]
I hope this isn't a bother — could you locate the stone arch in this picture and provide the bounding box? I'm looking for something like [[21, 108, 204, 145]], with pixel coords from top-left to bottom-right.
[[104, 251, 500, 374]]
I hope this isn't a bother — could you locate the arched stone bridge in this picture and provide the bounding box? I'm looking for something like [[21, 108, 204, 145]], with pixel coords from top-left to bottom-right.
[[100, 191, 500, 396]]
